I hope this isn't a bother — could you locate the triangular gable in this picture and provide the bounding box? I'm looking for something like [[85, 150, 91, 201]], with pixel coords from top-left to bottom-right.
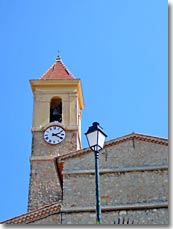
[[54, 132, 168, 188], [56, 132, 168, 162]]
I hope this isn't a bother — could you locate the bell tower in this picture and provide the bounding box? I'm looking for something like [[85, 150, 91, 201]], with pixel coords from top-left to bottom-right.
[[28, 56, 84, 211]]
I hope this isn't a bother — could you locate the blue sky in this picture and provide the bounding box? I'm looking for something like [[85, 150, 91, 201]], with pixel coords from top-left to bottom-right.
[[0, 0, 168, 222]]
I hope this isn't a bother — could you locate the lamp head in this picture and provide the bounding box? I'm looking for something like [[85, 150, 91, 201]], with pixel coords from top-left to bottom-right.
[[85, 122, 107, 152]]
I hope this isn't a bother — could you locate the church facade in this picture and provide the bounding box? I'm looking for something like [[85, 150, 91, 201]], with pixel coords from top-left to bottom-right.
[[2, 57, 168, 224]]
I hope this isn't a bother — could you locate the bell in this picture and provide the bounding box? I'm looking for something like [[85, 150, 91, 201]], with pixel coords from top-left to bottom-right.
[[53, 107, 59, 116]]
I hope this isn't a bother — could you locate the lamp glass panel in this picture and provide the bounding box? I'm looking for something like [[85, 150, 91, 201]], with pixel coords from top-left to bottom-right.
[[98, 131, 106, 149], [86, 131, 98, 148]]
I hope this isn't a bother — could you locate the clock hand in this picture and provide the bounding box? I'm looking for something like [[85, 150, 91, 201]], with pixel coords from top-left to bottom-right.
[[52, 131, 64, 137], [52, 133, 58, 137], [58, 136, 63, 140], [52, 133, 63, 140], [57, 130, 63, 135]]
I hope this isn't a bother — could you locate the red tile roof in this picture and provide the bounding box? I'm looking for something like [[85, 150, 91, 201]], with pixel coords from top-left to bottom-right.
[[1, 202, 62, 224], [40, 56, 75, 80]]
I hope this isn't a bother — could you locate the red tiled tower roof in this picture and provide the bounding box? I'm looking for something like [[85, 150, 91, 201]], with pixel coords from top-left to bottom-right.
[[40, 56, 75, 80]]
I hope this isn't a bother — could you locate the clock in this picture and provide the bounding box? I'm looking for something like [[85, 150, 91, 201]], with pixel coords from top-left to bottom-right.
[[44, 125, 65, 145]]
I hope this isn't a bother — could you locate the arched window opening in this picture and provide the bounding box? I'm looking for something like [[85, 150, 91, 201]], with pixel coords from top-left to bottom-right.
[[50, 98, 62, 123]]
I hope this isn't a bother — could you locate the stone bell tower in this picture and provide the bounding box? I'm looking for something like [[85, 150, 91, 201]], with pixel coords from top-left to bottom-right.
[[28, 56, 84, 211]]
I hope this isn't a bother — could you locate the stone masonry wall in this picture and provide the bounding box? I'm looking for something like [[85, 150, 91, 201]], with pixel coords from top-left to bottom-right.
[[61, 208, 168, 224], [32, 130, 78, 157], [63, 170, 168, 208], [28, 208, 168, 224], [28, 129, 78, 211], [28, 160, 62, 212], [61, 139, 168, 224], [63, 140, 168, 171]]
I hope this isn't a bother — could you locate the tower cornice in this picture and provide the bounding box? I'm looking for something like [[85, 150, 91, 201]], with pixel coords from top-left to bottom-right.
[[30, 79, 84, 110]]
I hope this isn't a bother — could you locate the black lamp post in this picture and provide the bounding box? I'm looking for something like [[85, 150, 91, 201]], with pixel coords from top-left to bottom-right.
[[85, 122, 107, 224]]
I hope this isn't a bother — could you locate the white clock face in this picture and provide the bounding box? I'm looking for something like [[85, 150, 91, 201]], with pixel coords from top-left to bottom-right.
[[44, 126, 65, 145]]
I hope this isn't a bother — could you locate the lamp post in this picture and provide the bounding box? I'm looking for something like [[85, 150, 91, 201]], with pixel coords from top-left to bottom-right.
[[85, 122, 107, 224]]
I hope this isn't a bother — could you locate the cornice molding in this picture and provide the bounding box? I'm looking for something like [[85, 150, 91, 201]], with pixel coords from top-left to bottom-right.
[[62, 201, 168, 213], [30, 155, 57, 161], [62, 164, 168, 175]]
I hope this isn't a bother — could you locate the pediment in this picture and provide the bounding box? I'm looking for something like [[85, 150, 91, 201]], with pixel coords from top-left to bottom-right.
[[55, 132, 168, 175], [56, 132, 168, 162]]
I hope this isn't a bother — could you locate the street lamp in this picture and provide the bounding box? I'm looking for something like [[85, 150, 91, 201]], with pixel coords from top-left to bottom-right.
[[85, 122, 107, 224]]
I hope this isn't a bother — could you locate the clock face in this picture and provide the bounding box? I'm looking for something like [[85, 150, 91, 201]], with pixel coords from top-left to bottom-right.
[[44, 126, 65, 145]]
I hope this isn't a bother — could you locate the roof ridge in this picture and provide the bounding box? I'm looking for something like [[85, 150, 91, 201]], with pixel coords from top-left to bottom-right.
[[128, 132, 168, 141], [109, 132, 168, 143]]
